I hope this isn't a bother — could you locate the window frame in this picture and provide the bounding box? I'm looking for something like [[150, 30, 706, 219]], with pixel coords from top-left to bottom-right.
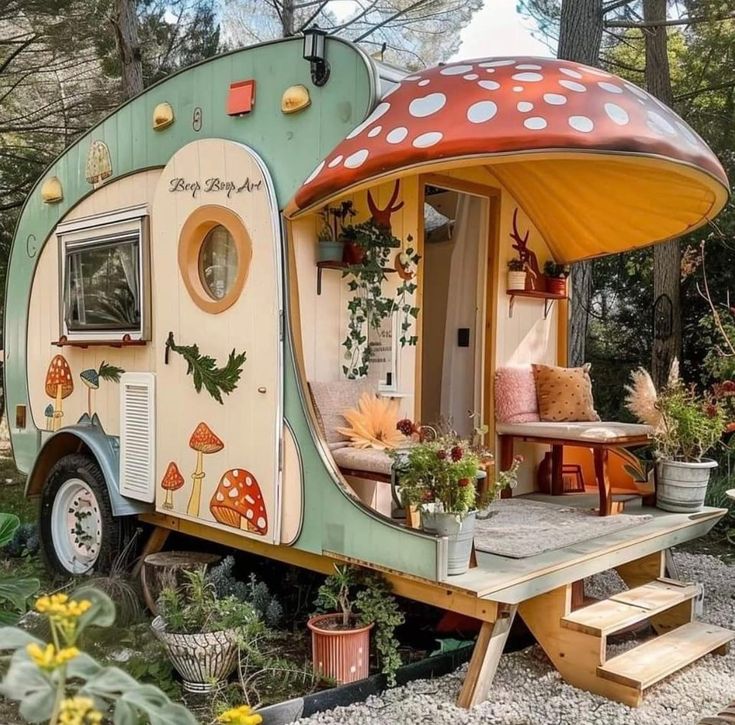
[[57, 204, 151, 343]]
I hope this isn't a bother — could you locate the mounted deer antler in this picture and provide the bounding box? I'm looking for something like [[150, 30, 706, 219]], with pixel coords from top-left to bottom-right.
[[367, 180, 404, 230], [510, 208, 541, 290]]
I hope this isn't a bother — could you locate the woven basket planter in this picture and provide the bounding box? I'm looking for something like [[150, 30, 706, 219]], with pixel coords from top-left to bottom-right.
[[151, 616, 240, 693]]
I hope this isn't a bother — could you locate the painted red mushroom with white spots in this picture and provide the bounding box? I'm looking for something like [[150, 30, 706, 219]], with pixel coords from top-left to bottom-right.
[[291, 56, 727, 223], [209, 468, 268, 535]]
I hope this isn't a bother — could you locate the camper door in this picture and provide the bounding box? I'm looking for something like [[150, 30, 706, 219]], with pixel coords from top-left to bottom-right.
[[147, 139, 283, 543]]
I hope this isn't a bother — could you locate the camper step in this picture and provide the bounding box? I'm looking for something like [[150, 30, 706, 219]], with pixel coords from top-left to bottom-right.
[[597, 621, 733, 690], [562, 579, 698, 637]]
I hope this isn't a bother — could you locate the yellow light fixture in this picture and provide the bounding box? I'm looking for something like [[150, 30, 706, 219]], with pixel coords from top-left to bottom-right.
[[152, 101, 175, 130], [41, 176, 63, 204], [281, 85, 311, 114]]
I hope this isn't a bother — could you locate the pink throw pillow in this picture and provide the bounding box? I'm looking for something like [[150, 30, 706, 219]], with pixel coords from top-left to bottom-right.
[[495, 366, 540, 424]]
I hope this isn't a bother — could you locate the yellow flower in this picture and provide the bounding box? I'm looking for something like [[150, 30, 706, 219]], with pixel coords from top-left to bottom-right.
[[58, 696, 103, 725], [217, 705, 263, 725], [35, 594, 92, 619], [26, 643, 79, 670]]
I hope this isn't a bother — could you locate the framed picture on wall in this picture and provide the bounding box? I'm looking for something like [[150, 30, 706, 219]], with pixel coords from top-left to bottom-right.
[[367, 311, 399, 392]]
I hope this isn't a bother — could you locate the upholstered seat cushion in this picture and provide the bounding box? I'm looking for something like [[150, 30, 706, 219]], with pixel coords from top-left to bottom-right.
[[496, 421, 653, 442], [331, 446, 394, 476], [308, 380, 376, 448]]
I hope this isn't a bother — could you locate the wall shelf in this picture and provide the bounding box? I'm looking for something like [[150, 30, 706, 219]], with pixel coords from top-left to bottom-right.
[[316, 260, 396, 295], [507, 289, 567, 319]]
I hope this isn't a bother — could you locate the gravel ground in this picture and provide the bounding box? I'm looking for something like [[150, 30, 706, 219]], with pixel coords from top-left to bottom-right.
[[299, 552, 735, 725]]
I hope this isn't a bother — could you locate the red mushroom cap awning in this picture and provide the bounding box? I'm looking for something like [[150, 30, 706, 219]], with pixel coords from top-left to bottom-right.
[[287, 57, 730, 262]]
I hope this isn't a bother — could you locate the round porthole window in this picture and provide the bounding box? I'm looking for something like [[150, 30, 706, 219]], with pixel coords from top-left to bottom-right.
[[198, 224, 238, 300], [179, 206, 252, 314]]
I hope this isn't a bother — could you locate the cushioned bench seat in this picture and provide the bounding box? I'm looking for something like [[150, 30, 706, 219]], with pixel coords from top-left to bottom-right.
[[497, 421, 653, 442], [331, 445, 393, 479]]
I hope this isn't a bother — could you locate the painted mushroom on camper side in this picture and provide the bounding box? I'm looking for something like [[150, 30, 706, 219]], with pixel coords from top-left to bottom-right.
[[160, 462, 185, 510], [186, 422, 224, 518], [210, 468, 268, 536], [80, 361, 125, 416], [45, 355, 73, 432], [44, 404, 54, 429]]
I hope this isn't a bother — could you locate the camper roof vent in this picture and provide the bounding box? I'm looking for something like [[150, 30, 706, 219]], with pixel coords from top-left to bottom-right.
[[119, 372, 155, 503]]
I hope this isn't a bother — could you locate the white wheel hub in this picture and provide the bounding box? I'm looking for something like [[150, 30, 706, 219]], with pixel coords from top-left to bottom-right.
[[51, 478, 103, 574]]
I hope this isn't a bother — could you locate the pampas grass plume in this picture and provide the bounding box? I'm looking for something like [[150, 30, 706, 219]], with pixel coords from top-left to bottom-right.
[[625, 368, 661, 428]]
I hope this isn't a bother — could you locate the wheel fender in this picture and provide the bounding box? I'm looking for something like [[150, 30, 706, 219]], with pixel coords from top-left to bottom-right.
[[26, 424, 153, 517]]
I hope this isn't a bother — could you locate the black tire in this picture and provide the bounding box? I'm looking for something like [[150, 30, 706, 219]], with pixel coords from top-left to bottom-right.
[[39, 453, 127, 577]]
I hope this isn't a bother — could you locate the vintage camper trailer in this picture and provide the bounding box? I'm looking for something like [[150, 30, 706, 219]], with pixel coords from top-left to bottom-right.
[[5, 36, 733, 707]]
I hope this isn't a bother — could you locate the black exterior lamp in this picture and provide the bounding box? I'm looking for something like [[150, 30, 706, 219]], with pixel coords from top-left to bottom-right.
[[303, 26, 330, 87]]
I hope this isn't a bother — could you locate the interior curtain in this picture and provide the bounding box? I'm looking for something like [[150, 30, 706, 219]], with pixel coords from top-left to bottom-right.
[[440, 195, 483, 437], [117, 238, 140, 311]]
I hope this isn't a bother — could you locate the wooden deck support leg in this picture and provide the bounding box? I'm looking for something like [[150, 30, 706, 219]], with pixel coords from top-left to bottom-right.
[[551, 444, 564, 495], [594, 447, 612, 516], [132, 526, 170, 577], [457, 605, 517, 709]]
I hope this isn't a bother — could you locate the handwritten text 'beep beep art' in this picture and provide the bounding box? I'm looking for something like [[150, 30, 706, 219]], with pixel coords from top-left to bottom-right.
[[168, 177, 263, 198]]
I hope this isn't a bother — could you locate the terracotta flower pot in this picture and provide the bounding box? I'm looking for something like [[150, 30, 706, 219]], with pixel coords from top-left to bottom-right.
[[343, 241, 365, 265], [545, 276, 567, 296], [307, 613, 373, 684]]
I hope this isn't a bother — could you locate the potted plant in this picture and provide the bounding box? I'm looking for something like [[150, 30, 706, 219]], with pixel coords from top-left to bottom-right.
[[341, 219, 418, 379], [626, 366, 727, 512], [152, 568, 259, 693], [308, 565, 404, 686], [507, 258, 527, 291], [317, 201, 355, 263], [543, 261, 571, 296]]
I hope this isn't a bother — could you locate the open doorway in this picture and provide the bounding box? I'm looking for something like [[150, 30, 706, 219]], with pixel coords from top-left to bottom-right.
[[419, 181, 495, 438]]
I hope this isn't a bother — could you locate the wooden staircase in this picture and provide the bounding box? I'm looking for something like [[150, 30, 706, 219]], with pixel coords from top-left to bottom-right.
[[519, 556, 733, 707]]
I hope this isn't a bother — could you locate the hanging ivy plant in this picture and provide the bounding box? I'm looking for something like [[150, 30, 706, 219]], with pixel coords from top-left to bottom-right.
[[341, 221, 420, 379]]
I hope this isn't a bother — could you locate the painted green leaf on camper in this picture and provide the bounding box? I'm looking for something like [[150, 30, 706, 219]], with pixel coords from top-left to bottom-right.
[[165, 333, 246, 404], [97, 361, 125, 383]]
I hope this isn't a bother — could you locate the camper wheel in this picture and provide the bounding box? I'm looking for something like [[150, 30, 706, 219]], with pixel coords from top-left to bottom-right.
[[39, 454, 123, 576]]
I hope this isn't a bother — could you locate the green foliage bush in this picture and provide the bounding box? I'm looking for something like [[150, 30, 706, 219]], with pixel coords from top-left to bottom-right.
[[0, 513, 40, 624]]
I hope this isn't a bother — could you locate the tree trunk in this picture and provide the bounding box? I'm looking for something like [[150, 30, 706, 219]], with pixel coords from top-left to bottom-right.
[[644, 0, 681, 390], [280, 0, 296, 36], [557, 0, 604, 365], [112, 0, 143, 99]]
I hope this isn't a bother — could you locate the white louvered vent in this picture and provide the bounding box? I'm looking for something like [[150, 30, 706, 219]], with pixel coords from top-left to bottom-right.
[[119, 373, 155, 502]]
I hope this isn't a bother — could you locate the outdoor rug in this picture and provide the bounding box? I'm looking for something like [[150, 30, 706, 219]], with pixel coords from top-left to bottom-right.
[[473, 498, 652, 558]]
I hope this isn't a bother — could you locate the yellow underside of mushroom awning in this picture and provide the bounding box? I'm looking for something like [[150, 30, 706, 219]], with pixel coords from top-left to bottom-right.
[[286, 150, 730, 263]]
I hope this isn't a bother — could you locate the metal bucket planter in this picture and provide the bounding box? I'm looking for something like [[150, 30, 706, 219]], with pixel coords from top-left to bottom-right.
[[307, 614, 373, 685], [151, 616, 240, 693], [318, 240, 343, 263], [656, 458, 717, 513], [421, 510, 477, 576]]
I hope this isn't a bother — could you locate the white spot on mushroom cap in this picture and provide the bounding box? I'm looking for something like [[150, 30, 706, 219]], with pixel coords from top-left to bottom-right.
[[344, 149, 369, 168], [246, 476, 253, 486], [513, 72, 543, 82], [517, 101, 533, 112], [480, 59, 515, 67], [478, 80, 500, 91], [386, 127, 408, 144], [559, 80, 586, 92], [256, 516, 266, 530], [246, 509, 254, 520], [304, 161, 324, 184], [647, 110, 676, 136], [367, 125, 382, 138], [543, 93, 567, 105], [228, 487, 239, 498], [346, 102, 390, 139], [524, 117, 547, 130], [245, 494, 255, 504], [604, 103, 629, 126], [216, 492, 224, 502], [516, 63, 542, 70], [413, 131, 443, 148], [409, 92, 446, 117], [440, 64, 474, 75], [513, 86, 524, 92], [598, 82, 623, 94], [328, 155, 343, 168], [223, 479, 232, 488], [467, 100, 498, 123], [418, 79, 430, 86], [463, 73, 479, 80], [569, 115, 594, 133], [559, 68, 583, 79]]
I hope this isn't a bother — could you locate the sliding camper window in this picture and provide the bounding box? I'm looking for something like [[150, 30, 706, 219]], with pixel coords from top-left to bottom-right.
[[57, 206, 149, 342]]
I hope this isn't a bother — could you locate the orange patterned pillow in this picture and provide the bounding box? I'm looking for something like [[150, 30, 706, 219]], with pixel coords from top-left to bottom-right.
[[532, 364, 600, 422]]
